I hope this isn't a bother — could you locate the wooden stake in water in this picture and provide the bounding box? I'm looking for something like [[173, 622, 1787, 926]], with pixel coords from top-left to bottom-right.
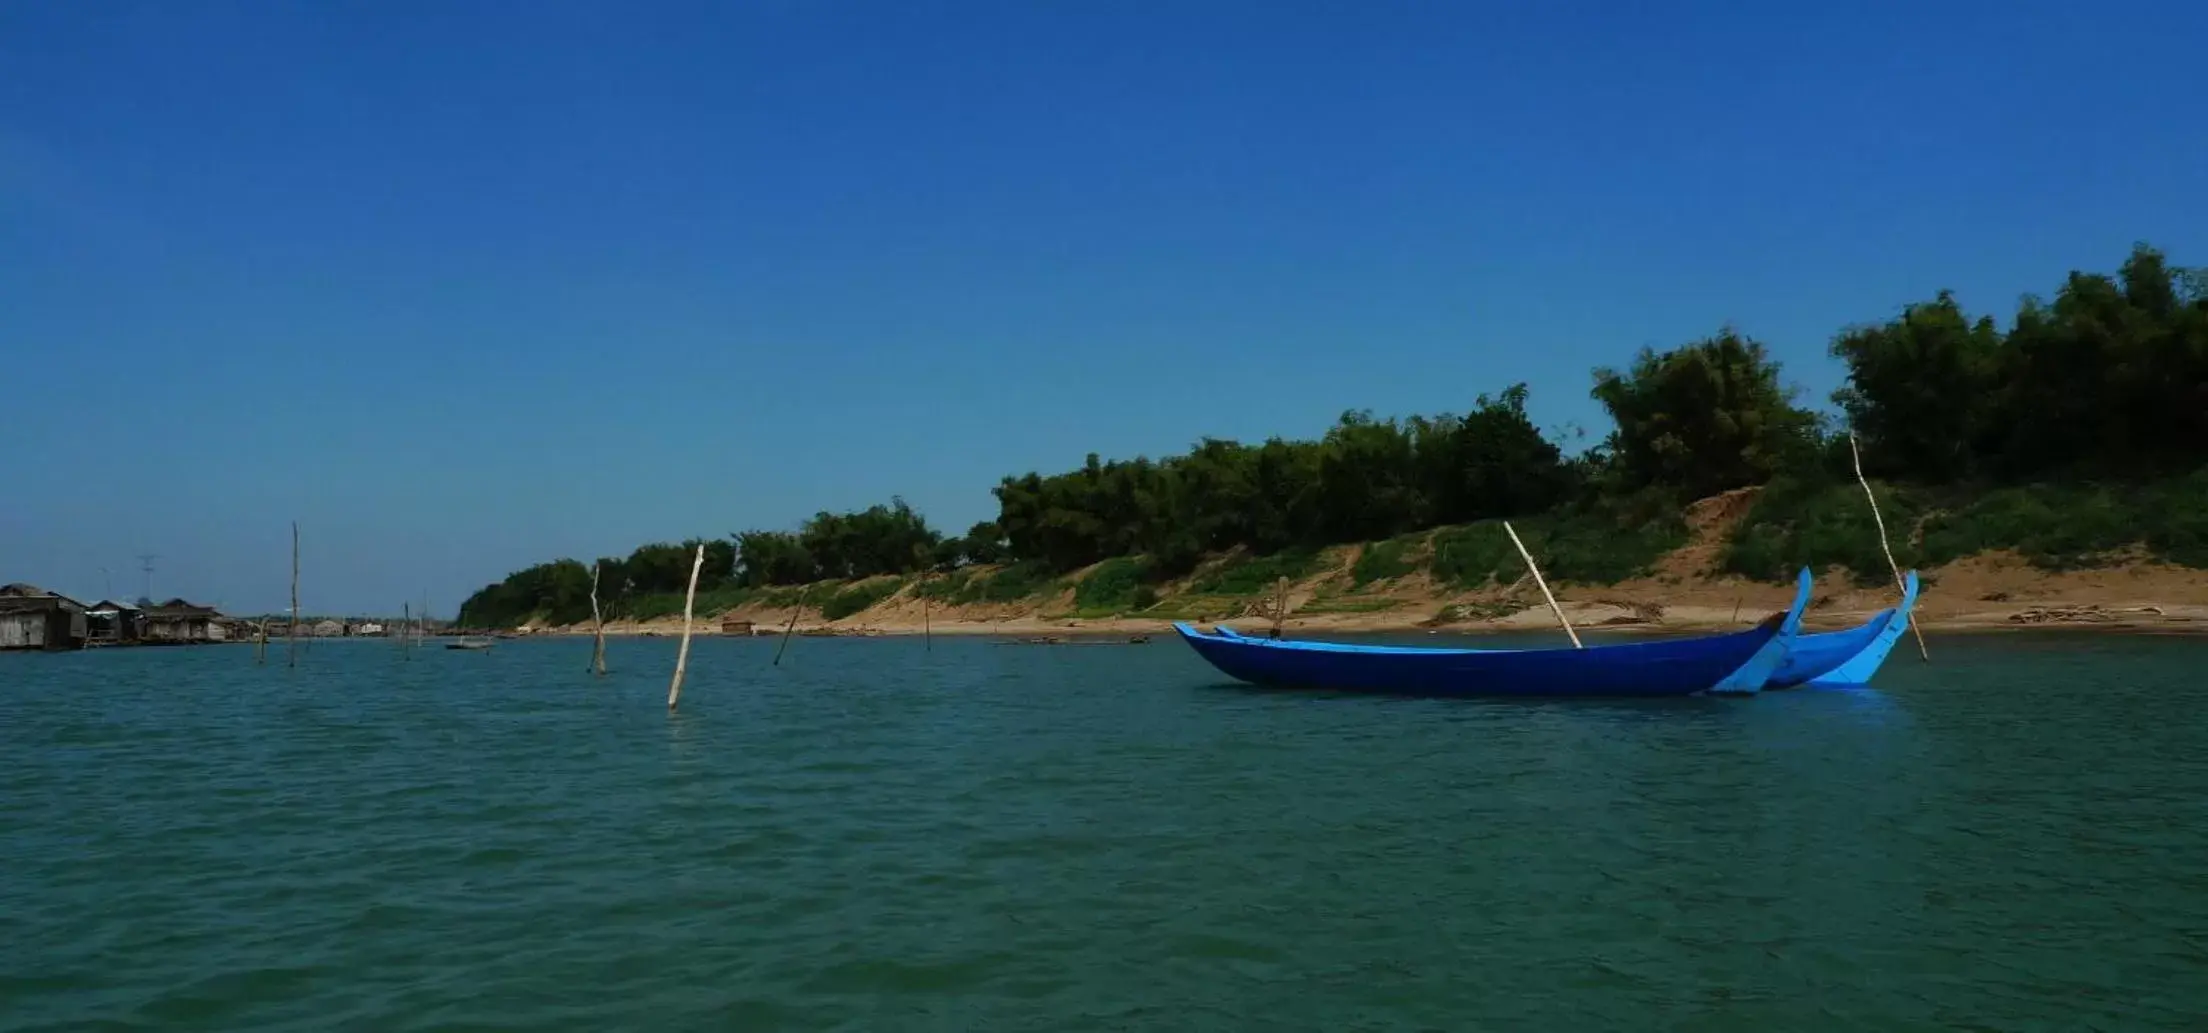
[[1850, 433, 1930, 661], [773, 587, 806, 667], [1504, 520, 1582, 649], [666, 544, 706, 711], [288, 521, 300, 668], [401, 602, 412, 661], [1270, 576, 1289, 639], [255, 617, 267, 665], [588, 561, 608, 676]]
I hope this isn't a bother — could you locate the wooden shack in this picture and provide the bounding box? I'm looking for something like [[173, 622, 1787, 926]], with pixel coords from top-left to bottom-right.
[[84, 600, 144, 645], [0, 584, 88, 651], [721, 617, 757, 636], [142, 599, 221, 644]]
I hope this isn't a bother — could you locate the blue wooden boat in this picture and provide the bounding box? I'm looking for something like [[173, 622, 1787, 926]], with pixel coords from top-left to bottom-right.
[[1174, 569, 1813, 698], [1765, 570, 1920, 688]]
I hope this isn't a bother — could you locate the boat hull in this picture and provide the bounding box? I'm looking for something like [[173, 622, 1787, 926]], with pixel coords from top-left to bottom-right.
[[1767, 570, 1920, 688], [1176, 569, 1812, 698]]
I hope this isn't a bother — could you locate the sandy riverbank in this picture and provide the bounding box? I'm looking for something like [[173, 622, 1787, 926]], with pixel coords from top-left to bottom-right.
[[514, 496, 2208, 640], [530, 569, 2208, 640]]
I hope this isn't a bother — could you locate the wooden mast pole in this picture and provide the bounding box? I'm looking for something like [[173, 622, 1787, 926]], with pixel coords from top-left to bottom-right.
[[666, 545, 705, 711], [1505, 520, 1581, 649], [1850, 433, 1929, 661]]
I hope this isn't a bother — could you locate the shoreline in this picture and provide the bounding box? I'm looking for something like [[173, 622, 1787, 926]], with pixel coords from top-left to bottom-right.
[[527, 601, 2208, 640], [505, 546, 2208, 643]]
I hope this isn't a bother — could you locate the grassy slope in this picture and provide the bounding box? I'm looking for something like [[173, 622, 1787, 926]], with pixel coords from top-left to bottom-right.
[[530, 470, 2208, 630]]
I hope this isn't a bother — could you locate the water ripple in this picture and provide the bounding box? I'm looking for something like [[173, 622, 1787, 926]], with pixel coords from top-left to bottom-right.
[[3, 635, 2206, 1029]]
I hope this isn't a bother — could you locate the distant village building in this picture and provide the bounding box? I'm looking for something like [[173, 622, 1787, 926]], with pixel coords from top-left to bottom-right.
[[721, 617, 756, 636], [354, 622, 386, 636], [311, 619, 344, 637], [0, 584, 87, 651], [84, 600, 144, 645], [142, 599, 223, 644]]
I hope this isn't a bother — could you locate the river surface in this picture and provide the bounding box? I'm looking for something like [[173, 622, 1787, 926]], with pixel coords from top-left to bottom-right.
[[3, 633, 2205, 1031]]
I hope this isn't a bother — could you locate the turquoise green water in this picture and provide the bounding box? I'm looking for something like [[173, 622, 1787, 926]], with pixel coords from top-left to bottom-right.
[[3, 634, 2205, 1031]]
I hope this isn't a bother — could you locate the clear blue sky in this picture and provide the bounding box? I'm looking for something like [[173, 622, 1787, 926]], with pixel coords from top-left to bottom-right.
[[5, 1, 2203, 615]]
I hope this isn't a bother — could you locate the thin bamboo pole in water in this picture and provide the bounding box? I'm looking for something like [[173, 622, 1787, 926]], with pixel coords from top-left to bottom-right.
[[666, 545, 705, 711], [773, 588, 806, 667], [1850, 433, 1930, 661], [288, 522, 300, 668], [588, 561, 607, 676], [1505, 520, 1582, 649]]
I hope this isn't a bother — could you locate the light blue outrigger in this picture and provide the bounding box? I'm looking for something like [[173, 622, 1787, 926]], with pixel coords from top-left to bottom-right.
[[1764, 570, 1921, 688], [1174, 569, 1814, 698]]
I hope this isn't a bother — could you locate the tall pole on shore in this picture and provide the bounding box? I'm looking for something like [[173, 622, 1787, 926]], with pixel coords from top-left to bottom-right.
[[666, 545, 705, 711], [914, 544, 933, 653], [288, 521, 300, 668]]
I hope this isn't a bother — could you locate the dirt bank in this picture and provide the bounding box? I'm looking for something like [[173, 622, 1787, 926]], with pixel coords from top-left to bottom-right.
[[528, 552, 2208, 640], [517, 486, 2208, 639]]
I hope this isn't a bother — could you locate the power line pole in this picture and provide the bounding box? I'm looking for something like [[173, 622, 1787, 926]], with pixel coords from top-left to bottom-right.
[[136, 554, 158, 603]]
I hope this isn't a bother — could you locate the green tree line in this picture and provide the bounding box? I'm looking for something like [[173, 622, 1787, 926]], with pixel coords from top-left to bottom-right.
[[1834, 245, 2207, 481], [458, 243, 2207, 628]]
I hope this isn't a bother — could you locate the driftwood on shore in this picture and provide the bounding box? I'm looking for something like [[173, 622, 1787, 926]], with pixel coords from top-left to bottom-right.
[[994, 635, 1152, 646], [2007, 604, 2177, 625]]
